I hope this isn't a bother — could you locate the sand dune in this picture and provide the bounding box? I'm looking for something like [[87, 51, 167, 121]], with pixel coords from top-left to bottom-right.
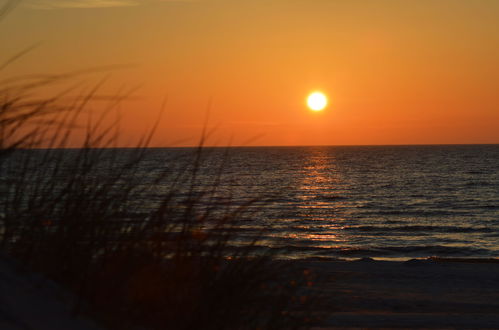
[[0, 256, 100, 330]]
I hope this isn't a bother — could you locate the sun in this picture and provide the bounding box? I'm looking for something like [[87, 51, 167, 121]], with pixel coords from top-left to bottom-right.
[[307, 92, 328, 111]]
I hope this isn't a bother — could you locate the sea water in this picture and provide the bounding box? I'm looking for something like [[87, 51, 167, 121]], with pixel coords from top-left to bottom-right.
[[4, 145, 499, 260], [151, 145, 499, 259]]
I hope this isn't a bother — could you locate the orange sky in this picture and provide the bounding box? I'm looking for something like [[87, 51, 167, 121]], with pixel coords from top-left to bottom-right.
[[2, 0, 499, 146]]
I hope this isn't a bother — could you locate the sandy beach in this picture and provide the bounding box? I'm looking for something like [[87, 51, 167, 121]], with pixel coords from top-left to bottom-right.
[[3, 255, 499, 329], [306, 258, 499, 329]]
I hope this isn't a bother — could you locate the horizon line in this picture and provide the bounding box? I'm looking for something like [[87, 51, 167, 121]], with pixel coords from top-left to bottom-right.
[[20, 143, 499, 150]]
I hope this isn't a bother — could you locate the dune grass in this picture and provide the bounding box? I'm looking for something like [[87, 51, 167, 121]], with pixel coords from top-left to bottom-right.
[[0, 9, 320, 329]]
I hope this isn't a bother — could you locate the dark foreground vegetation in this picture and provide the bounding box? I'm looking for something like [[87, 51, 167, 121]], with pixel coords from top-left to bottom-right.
[[0, 3, 319, 329]]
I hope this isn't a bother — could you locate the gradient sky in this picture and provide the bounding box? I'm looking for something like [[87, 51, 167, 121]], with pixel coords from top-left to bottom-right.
[[2, 0, 499, 146]]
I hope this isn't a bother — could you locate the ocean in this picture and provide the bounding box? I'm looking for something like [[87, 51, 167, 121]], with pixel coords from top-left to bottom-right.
[[3, 145, 499, 260]]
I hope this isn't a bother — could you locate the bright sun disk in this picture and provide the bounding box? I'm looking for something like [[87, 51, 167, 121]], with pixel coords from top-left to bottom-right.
[[307, 92, 328, 111]]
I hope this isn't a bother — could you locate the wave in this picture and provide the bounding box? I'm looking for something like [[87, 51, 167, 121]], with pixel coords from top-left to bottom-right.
[[277, 244, 492, 258], [343, 225, 495, 234]]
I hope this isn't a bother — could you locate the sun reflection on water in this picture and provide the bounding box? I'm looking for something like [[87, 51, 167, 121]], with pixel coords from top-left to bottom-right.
[[281, 148, 352, 248], [297, 148, 345, 206]]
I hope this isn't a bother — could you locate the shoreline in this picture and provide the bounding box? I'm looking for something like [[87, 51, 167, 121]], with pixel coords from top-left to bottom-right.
[[299, 256, 499, 263]]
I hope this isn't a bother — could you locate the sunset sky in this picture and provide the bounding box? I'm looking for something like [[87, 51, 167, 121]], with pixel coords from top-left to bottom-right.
[[2, 0, 499, 146]]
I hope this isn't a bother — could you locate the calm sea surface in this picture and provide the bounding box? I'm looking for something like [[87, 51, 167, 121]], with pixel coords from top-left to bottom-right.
[[133, 145, 499, 260], [6, 145, 499, 260]]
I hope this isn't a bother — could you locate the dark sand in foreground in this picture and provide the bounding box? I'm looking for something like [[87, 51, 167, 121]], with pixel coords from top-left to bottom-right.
[[306, 258, 499, 329]]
